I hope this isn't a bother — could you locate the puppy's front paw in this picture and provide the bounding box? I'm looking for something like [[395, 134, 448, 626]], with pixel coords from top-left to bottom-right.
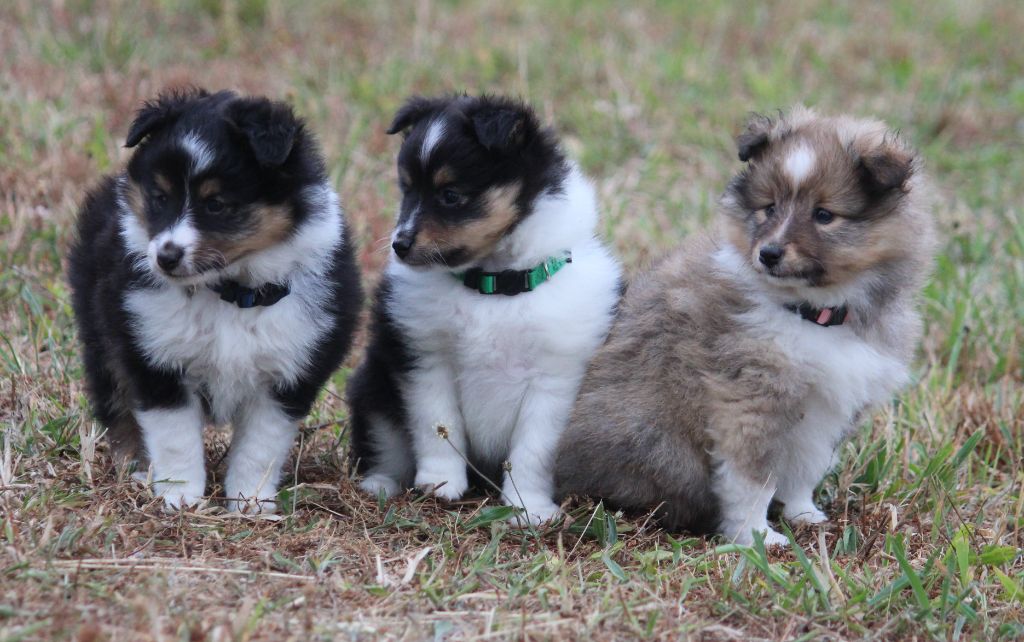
[[359, 473, 402, 498], [762, 528, 790, 548], [225, 473, 281, 514], [784, 504, 828, 525], [415, 464, 468, 502], [153, 480, 206, 511], [224, 495, 277, 514], [728, 525, 790, 548], [507, 495, 561, 527]]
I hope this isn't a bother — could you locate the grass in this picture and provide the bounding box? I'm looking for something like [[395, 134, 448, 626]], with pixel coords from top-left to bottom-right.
[[1, 0, 1022, 639]]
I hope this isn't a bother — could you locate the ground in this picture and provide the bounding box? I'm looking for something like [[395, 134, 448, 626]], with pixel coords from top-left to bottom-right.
[[1, 1, 1022, 640]]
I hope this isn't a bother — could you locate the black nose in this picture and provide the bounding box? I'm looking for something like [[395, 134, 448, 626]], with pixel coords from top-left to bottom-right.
[[157, 243, 185, 271], [758, 244, 785, 267], [392, 230, 415, 259]]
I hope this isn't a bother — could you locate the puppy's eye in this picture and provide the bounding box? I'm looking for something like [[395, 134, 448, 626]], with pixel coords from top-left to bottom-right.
[[813, 208, 835, 225], [151, 191, 168, 205], [439, 189, 464, 207], [205, 198, 226, 214], [764, 204, 776, 218]]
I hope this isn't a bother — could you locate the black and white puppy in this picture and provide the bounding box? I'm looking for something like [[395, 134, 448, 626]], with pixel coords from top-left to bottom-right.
[[69, 88, 361, 511], [347, 94, 622, 524]]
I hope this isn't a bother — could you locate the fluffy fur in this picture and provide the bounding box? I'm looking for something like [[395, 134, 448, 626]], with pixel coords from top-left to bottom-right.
[[347, 94, 622, 524], [69, 88, 361, 511], [555, 106, 936, 545]]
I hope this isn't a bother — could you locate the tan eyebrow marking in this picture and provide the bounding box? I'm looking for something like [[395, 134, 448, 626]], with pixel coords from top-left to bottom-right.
[[398, 167, 412, 186], [154, 174, 172, 193], [433, 165, 455, 186], [198, 179, 221, 200]]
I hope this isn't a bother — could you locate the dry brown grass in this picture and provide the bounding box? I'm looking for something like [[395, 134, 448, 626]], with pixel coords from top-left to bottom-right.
[[1, 1, 1022, 640]]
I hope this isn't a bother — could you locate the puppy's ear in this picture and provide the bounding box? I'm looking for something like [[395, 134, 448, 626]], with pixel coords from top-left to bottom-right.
[[386, 96, 447, 135], [470, 103, 537, 154], [125, 88, 207, 148], [736, 113, 775, 162], [858, 135, 915, 194], [226, 97, 299, 167]]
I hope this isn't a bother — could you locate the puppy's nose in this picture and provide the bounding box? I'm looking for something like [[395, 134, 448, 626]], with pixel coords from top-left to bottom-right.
[[758, 244, 785, 267], [157, 242, 185, 271], [391, 230, 415, 259]]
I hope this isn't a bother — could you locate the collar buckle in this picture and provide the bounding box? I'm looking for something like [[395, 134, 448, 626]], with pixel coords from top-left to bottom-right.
[[496, 269, 528, 296], [209, 280, 290, 309]]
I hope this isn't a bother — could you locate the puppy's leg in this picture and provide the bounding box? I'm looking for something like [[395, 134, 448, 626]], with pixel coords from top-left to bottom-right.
[[714, 459, 787, 547], [502, 384, 569, 525], [224, 395, 297, 513], [358, 413, 414, 498], [135, 396, 206, 510], [407, 357, 468, 501], [774, 404, 837, 525], [706, 357, 809, 546]]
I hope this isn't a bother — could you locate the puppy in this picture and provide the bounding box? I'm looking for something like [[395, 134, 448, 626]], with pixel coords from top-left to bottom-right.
[[556, 107, 935, 545], [347, 94, 622, 524], [69, 88, 361, 511]]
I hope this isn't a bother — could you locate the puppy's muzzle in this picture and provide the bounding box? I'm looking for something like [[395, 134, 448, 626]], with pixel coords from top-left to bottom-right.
[[392, 228, 415, 259], [758, 243, 784, 268], [157, 241, 185, 272]]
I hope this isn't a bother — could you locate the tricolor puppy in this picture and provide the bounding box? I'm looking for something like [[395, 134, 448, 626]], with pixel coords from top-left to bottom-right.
[[556, 106, 935, 545], [69, 88, 361, 511], [347, 94, 622, 524]]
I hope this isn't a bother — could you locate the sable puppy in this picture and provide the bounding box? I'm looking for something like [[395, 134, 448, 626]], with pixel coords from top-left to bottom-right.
[[556, 106, 935, 545], [69, 88, 361, 511], [347, 94, 622, 524]]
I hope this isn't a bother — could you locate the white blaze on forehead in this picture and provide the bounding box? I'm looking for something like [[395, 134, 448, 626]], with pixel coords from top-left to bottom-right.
[[783, 143, 816, 186], [420, 118, 446, 167], [180, 132, 214, 174]]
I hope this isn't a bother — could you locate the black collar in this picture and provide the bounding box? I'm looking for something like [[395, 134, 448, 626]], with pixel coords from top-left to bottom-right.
[[784, 302, 849, 327], [208, 280, 290, 309]]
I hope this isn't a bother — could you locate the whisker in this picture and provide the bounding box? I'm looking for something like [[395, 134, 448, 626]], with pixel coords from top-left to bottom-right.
[[431, 242, 451, 268]]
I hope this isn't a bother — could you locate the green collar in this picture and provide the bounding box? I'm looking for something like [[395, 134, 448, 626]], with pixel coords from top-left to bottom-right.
[[453, 252, 572, 296]]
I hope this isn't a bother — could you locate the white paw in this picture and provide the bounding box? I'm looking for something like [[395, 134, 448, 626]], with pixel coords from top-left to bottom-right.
[[359, 474, 402, 498], [153, 481, 205, 511], [415, 463, 468, 501], [727, 524, 789, 548], [224, 473, 280, 514], [224, 495, 277, 514], [416, 479, 468, 501], [784, 504, 828, 525], [762, 528, 790, 548], [507, 495, 561, 527]]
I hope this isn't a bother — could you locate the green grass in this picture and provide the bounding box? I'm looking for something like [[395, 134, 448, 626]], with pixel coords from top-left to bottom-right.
[[1, 1, 1022, 640]]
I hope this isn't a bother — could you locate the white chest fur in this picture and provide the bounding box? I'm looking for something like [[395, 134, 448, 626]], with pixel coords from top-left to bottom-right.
[[743, 304, 909, 427], [125, 276, 331, 422]]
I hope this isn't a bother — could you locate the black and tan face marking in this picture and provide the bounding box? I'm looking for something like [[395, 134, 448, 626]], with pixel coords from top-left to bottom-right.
[[384, 94, 568, 268], [119, 88, 312, 280], [723, 110, 915, 288]]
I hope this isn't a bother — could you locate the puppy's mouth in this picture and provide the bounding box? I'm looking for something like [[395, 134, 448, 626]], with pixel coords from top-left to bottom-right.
[[399, 246, 472, 270], [149, 254, 227, 286], [756, 264, 825, 285]]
